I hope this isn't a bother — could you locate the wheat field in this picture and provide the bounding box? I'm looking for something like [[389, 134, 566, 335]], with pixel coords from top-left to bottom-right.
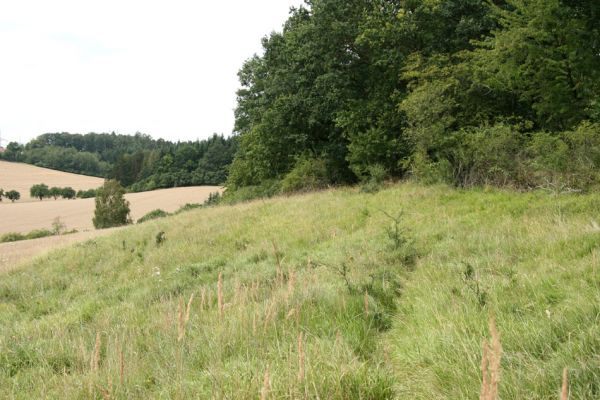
[[0, 160, 104, 202]]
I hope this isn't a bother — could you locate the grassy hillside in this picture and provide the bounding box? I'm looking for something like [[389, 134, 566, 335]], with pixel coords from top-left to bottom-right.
[[1, 183, 598, 399]]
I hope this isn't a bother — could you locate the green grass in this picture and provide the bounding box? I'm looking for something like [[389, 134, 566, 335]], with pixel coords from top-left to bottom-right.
[[1, 183, 598, 399]]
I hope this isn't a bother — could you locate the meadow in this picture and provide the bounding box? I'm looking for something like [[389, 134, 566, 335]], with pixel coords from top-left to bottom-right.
[[0, 183, 598, 399]]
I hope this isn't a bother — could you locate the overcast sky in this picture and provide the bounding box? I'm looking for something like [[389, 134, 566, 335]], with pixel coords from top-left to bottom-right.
[[0, 1, 304, 144]]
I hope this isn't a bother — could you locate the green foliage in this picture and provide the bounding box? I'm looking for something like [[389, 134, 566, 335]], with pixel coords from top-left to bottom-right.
[[222, 179, 282, 204], [9, 132, 236, 191], [203, 192, 222, 207], [281, 157, 330, 194], [76, 188, 97, 199], [30, 184, 50, 201], [0, 188, 4, 202], [5, 190, 20, 202], [359, 164, 388, 193], [60, 187, 76, 200], [137, 209, 170, 224], [92, 180, 132, 229], [226, 0, 600, 194], [0, 232, 26, 243], [48, 187, 61, 200]]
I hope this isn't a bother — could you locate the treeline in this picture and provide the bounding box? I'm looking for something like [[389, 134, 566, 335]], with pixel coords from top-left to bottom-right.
[[228, 0, 600, 193], [1, 132, 236, 191]]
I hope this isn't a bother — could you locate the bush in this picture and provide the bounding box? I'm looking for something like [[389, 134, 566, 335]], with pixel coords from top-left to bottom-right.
[[0, 188, 4, 202], [49, 187, 62, 200], [281, 157, 329, 194], [360, 164, 388, 193], [174, 203, 203, 214], [0, 232, 26, 243], [30, 184, 50, 201], [93, 180, 132, 229], [25, 229, 54, 240], [76, 189, 97, 199], [203, 192, 222, 207], [137, 209, 170, 224], [222, 179, 282, 204], [61, 187, 76, 200], [5, 190, 20, 202]]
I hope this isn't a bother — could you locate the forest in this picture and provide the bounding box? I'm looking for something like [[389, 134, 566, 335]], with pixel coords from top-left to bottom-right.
[[228, 0, 600, 194], [0, 132, 236, 191]]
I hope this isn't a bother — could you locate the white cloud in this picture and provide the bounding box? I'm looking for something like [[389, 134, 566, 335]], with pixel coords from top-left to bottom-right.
[[0, 0, 304, 143]]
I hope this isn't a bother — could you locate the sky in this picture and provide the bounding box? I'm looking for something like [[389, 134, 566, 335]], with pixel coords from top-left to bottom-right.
[[0, 0, 304, 144]]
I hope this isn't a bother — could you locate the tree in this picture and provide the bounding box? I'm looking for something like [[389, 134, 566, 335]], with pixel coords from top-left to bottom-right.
[[30, 184, 50, 201], [0, 188, 4, 202], [49, 187, 62, 200], [6, 190, 20, 202], [93, 180, 132, 229], [61, 187, 76, 200]]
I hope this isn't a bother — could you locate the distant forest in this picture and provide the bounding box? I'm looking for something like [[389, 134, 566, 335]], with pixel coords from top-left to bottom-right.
[[3, 0, 599, 195], [0, 132, 236, 191]]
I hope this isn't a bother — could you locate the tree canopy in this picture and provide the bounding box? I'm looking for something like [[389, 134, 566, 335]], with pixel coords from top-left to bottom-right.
[[228, 0, 600, 192]]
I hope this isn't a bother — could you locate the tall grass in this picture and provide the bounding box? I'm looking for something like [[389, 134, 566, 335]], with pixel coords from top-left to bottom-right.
[[0, 183, 598, 398]]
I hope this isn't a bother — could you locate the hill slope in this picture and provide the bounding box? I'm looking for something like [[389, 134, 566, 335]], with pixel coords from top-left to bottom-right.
[[0, 184, 598, 398], [0, 160, 104, 203]]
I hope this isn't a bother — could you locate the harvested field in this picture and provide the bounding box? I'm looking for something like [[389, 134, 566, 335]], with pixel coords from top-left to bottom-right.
[[0, 229, 119, 273], [0, 160, 104, 202], [0, 186, 222, 235]]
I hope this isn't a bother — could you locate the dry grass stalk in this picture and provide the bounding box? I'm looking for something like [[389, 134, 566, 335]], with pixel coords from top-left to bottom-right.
[[253, 310, 258, 335], [177, 297, 185, 341], [297, 332, 305, 382], [480, 317, 502, 400], [200, 287, 206, 310], [286, 308, 296, 320], [287, 269, 296, 302], [79, 337, 87, 371], [561, 368, 569, 400], [91, 332, 101, 372], [260, 366, 270, 400], [177, 293, 195, 342], [185, 293, 194, 323], [364, 290, 369, 316], [218, 272, 224, 319], [119, 340, 125, 385], [271, 240, 284, 286]]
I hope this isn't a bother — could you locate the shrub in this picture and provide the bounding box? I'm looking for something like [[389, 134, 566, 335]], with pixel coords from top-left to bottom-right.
[[203, 192, 222, 207], [30, 184, 50, 201], [222, 179, 282, 204], [174, 203, 203, 214], [0, 188, 4, 202], [49, 187, 62, 200], [76, 189, 97, 199], [25, 229, 53, 240], [0, 232, 26, 243], [137, 209, 170, 224], [360, 164, 388, 193], [93, 180, 132, 229], [281, 157, 329, 194], [5, 190, 20, 202], [61, 187, 76, 200]]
